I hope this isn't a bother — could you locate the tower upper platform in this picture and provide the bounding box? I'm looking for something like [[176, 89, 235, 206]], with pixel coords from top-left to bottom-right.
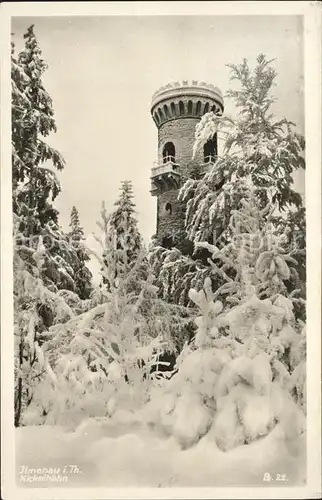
[[151, 80, 224, 127]]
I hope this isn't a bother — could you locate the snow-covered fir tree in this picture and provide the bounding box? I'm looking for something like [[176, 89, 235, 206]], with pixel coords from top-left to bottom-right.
[[150, 55, 305, 317], [68, 206, 93, 299], [11, 26, 79, 296], [182, 54, 305, 242], [12, 26, 89, 425], [95, 184, 194, 350], [11, 39, 30, 199], [94, 199, 193, 346], [99, 181, 143, 292]]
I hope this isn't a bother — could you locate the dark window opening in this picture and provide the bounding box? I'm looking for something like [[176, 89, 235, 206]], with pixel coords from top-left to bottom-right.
[[179, 101, 184, 116], [170, 102, 176, 117], [187, 100, 193, 115], [158, 108, 164, 122], [165, 202, 172, 215], [162, 142, 175, 163], [204, 102, 210, 114], [203, 135, 217, 163], [161, 235, 173, 249], [164, 104, 170, 118], [196, 101, 202, 115]]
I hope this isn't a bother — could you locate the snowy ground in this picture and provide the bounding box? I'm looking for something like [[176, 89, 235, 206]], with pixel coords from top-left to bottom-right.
[[16, 413, 306, 488]]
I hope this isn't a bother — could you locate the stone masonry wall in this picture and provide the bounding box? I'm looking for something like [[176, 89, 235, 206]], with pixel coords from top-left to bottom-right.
[[155, 115, 204, 242], [156, 189, 186, 242], [155, 116, 202, 242], [158, 117, 204, 180]]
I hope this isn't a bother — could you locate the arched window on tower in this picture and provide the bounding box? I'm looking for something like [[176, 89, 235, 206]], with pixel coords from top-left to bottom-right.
[[187, 100, 193, 115], [203, 135, 217, 163], [162, 142, 175, 163], [165, 202, 172, 215], [204, 102, 210, 114], [179, 101, 184, 116]]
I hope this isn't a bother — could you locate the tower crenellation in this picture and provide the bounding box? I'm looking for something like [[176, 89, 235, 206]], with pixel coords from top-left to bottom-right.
[[151, 80, 224, 127], [150, 80, 224, 248]]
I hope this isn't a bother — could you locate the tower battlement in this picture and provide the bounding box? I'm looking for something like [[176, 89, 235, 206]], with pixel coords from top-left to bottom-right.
[[151, 80, 224, 127]]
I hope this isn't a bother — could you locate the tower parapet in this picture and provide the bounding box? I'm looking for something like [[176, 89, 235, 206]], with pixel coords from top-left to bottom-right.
[[151, 80, 224, 127]]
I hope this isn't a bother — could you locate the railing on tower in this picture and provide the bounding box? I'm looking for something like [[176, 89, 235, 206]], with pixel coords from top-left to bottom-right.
[[162, 154, 176, 164], [150, 156, 181, 196], [151, 157, 180, 179]]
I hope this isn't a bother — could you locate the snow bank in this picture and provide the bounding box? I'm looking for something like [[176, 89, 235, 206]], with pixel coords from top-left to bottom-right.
[[16, 419, 306, 488]]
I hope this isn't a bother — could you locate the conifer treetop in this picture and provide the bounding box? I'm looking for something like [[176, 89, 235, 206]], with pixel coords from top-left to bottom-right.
[[69, 206, 83, 236], [15, 24, 65, 172], [114, 180, 136, 212], [98, 181, 143, 293], [18, 25, 56, 138], [110, 180, 141, 243]]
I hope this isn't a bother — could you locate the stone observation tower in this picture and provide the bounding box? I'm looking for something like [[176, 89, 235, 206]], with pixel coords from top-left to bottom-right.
[[150, 80, 224, 248]]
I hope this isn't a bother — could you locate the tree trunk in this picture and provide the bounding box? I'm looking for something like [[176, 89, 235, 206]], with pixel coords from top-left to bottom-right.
[[14, 339, 24, 427]]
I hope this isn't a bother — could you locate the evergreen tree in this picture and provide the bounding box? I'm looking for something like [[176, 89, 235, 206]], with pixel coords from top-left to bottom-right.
[[12, 25, 65, 234], [11, 40, 31, 200], [150, 55, 305, 317], [182, 54, 304, 243], [100, 181, 144, 291], [11, 26, 79, 425], [68, 206, 93, 299], [12, 25, 78, 297], [70, 206, 82, 239]]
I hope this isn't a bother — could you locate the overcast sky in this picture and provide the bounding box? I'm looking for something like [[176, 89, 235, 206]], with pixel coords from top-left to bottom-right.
[[12, 15, 304, 279]]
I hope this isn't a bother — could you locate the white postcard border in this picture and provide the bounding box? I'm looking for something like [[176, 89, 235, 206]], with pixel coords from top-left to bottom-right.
[[1, 2, 321, 499]]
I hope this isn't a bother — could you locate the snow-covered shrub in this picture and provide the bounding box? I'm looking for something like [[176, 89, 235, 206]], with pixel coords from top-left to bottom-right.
[[28, 277, 170, 427], [28, 195, 190, 427], [144, 277, 305, 451], [13, 221, 77, 427]]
